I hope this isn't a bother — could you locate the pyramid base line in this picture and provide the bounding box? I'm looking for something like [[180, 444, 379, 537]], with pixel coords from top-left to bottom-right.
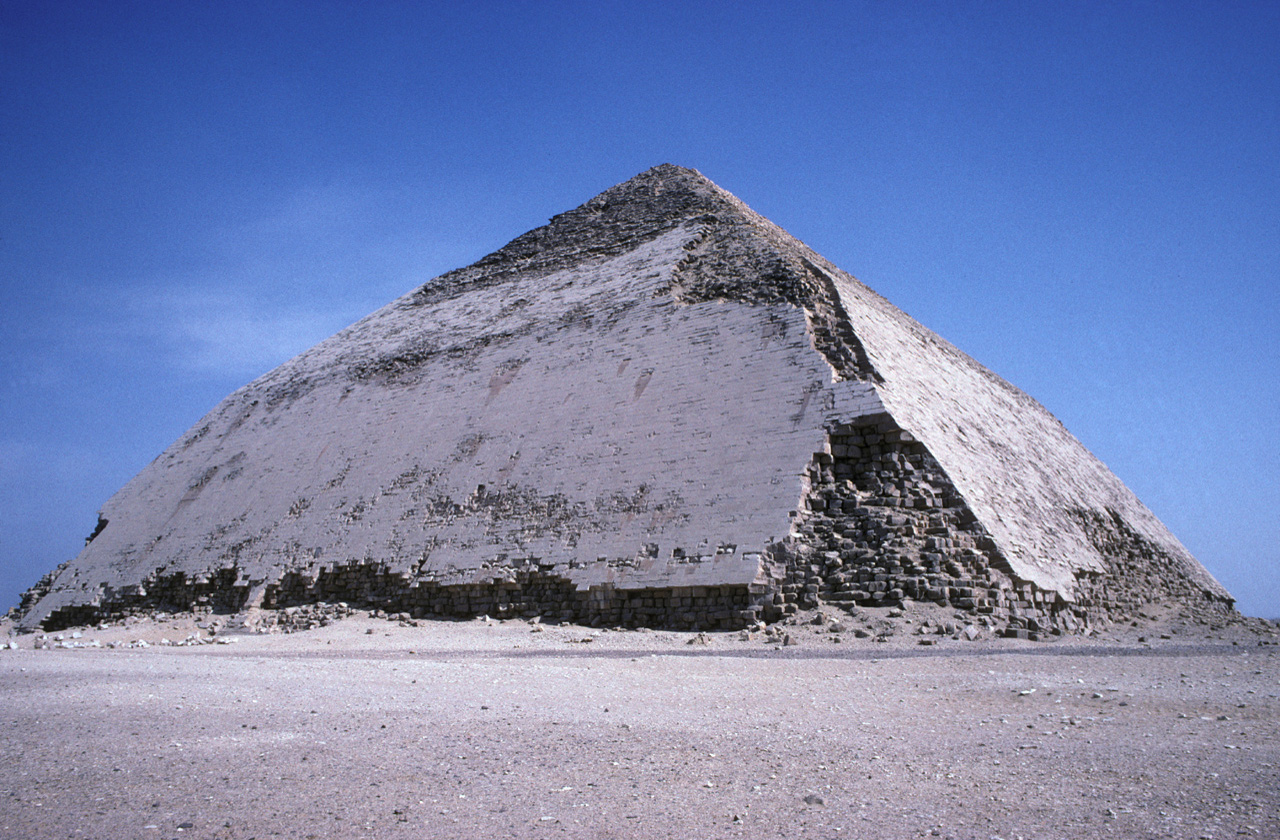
[[25, 553, 1234, 639], [30, 566, 762, 634]]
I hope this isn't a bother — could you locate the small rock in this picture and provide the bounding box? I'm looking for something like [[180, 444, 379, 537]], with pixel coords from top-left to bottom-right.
[[803, 794, 825, 806]]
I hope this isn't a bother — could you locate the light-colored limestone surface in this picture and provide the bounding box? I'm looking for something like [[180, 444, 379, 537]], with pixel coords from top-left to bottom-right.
[[23, 221, 876, 626]]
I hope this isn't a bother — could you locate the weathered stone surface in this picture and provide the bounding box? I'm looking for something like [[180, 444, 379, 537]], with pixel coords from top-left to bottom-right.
[[12, 164, 1233, 633]]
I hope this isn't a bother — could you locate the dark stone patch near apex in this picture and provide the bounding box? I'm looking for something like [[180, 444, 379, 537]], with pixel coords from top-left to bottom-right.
[[412, 164, 740, 307]]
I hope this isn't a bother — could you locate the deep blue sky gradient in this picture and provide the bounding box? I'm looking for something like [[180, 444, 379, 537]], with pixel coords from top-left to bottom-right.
[[2, 1, 1276, 616]]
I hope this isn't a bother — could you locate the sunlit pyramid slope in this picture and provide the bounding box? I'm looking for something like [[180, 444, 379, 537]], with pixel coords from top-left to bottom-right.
[[16, 165, 1233, 633]]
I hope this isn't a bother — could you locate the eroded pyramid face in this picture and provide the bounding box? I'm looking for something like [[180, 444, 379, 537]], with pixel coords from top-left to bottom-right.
[[16, 165, 1232, 634]]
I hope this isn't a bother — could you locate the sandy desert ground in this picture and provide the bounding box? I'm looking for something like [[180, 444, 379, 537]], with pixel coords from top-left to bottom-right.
[[2, 607, 1278, 840]]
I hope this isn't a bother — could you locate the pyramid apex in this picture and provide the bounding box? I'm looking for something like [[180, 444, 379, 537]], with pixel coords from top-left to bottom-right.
[[429, 165, 751, 293], [605, 163, 718, 195], [555, 163, 737, 223]]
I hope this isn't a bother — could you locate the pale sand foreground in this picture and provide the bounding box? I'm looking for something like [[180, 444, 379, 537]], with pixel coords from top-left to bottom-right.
[[2, 614, 1278, 840]]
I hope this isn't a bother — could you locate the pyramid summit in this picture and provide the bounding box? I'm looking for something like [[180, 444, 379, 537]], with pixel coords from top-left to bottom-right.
[[14, 165, 1233, 635]]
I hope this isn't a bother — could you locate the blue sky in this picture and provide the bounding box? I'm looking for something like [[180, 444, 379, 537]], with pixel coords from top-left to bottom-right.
[[1, 1, 1276, 617]]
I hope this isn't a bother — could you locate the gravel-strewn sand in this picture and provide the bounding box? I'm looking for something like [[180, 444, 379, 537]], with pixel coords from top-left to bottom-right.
[[3, 612, 1278, 840]]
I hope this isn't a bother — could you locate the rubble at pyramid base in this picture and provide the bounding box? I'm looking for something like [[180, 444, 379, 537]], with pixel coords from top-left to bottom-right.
[[28, 547, 1235, 640]]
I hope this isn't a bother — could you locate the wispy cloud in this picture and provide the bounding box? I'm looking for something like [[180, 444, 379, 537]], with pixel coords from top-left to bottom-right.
[[99, 181, 422, 379], [237, 181, 379, 241], [122, 287, 356, 379], [19, 180, 471, 390]]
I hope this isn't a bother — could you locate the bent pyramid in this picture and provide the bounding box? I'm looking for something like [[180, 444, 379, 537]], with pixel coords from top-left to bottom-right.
[[16, 165, 1233, 634]]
